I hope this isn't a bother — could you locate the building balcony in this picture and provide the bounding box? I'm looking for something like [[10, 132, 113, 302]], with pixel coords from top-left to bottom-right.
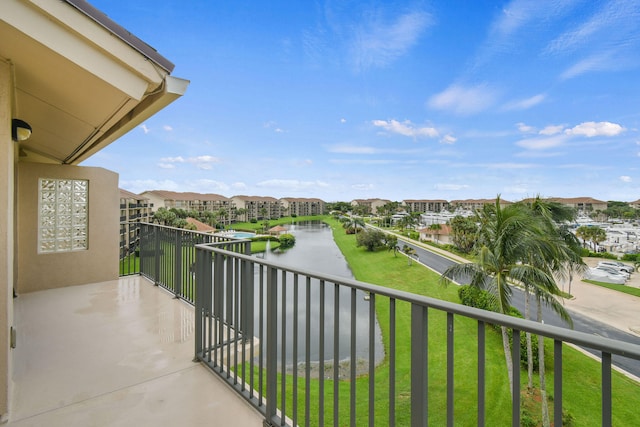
[[15, 222, 640, 426], [9, 276, 263, 426]]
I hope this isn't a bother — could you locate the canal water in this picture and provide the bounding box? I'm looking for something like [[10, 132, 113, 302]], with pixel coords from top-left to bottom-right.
[[255, 221, 384, 373]]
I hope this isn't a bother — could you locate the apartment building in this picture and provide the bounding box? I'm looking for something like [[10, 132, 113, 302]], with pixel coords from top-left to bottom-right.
[[402, 199, 449, 214], [351, 198, 391, 215], [232, 196, 282, 221], [280, 197, 325, 217], [548, 197, 608, 213], [141, 190, 234, 216], [1, 0, 187, 419], [119, 189, 153, 256], [449, 198, 512, 212]]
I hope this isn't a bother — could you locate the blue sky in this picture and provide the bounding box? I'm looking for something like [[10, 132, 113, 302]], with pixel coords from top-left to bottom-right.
[[81, 0, 640, 203]]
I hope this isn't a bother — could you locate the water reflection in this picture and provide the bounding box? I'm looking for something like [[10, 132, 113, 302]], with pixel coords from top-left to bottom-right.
[[254, 221, 384, 370]]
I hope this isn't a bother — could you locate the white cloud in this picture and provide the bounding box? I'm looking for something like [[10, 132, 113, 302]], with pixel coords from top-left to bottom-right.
[[440, 134, 457, 144], [371, 119, 438, 138], [516, 134, 568, 150], [256, 179, 330, 191], [352, 183, 375, 191], [503, 93, 546, 111], [160, 156, 185, 163], [560, 53, 611, 80], [433, 183, 470, 191], [565, 121, 625, 137], [159, 155, 222, 169], [516, 122, 535, 133], [140, 124, 150, 134], [539, 125, 564, 135], [620, 176, 632, 183], [428, 84, 497, 115], [328, 145, 378, 154], [350, 10, 432, 71], [163, 125, 173, 132], [231, 182, 247, 190], [340, 118, 347, 123]]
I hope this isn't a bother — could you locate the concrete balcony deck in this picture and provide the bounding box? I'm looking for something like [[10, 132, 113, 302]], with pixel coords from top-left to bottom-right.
[[8, 276, 263, 426]]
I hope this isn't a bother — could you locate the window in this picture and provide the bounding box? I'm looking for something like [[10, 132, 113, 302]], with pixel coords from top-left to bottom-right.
[[38, 178, 88, 253]]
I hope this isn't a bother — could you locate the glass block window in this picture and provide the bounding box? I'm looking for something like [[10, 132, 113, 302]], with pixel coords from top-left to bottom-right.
[[38, 178, 89, 253]]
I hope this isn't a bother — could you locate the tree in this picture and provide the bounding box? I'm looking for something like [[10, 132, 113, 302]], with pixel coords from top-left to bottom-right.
[[236, 208, 248, 222], [384, 234, 399, 256], [402, 245, 417, 265], [522, 197, 584, 425], [575, 225, 592, 248], [259, 207, 268, 220], [217, 208, 228, 228], [342, 216, 365, 234], [450, 215, 478, 253], [590, 226, 607, 249], [442, 197, 554, 394], [355, 229, 386, 251]]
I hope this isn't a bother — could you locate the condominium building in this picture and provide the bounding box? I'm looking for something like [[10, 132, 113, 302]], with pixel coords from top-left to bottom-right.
[[140, 190, 234, 216], [350, 198, 391, 215], [280, 197, 325, 217], [119, 189, 153, 256], [449, 198, 512, 212], [402, 199, 449, 214], [232, 196, 282, 221]]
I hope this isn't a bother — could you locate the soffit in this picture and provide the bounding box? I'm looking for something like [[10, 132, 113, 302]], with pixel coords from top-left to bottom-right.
[[1, 0, 187, 165]]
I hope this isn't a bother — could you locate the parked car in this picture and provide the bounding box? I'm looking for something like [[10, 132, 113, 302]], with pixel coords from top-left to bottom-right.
[[594, 266, 629, 280], [584, 268, 626, 285], [597, 261, 634, 274]]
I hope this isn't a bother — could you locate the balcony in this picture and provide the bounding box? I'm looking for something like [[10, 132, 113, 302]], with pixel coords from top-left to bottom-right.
[[14, 223, 640, 426], [10, 276, 263, 426]]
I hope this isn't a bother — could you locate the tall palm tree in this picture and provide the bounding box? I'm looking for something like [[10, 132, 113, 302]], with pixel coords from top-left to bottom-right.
[[524, 197, 584, 426], [441, 197, 555, 394]]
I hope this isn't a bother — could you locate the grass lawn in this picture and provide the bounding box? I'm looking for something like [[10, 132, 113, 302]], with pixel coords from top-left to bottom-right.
[[322, 216, 639, 426], [584, 279, 640, 297]]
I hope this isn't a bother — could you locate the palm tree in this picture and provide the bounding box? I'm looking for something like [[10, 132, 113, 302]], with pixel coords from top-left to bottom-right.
[[524, 197, 584, 426], [402, 245, 417, 265], [441, 197, 555, 394], [342, 216, 365, 234]]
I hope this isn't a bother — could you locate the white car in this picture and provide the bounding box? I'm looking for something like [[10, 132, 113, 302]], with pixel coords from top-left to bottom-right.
[[584, 267, 626, 284], [594, 266, 629, 280], [597, 261, 634, 274]]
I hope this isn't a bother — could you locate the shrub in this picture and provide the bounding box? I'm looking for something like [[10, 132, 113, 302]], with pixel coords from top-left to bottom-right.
[[278, 233, 295, 248], [250, 218, 257, 223], [458, 286, 540, 370], [356, 229, 386, 251]]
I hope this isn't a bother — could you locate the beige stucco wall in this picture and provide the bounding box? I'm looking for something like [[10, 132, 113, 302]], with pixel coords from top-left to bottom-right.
[[16, 163, 119, 293], [0, 59, 15, 421]]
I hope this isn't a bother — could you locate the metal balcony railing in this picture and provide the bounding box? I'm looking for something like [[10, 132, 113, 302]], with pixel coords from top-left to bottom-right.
[[124, 223, 640, 426]]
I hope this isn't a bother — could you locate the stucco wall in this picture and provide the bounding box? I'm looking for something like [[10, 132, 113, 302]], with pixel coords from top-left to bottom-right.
[[16, 163, 119, 293], [0, 59, 14, 421]]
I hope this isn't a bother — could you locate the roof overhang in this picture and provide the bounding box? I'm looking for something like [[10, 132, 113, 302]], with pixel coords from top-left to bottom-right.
[[1, 0, 188, 164]]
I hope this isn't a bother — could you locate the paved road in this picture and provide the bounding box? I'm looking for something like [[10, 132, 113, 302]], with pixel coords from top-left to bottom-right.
[[396, 239, 640, 378]]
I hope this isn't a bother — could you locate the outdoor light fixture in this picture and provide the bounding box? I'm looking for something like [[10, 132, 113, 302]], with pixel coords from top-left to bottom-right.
[[12, 118, 32, 141]]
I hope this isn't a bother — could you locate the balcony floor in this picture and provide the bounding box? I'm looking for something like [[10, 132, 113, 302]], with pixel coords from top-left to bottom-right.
[[8, 276, 263, 426]]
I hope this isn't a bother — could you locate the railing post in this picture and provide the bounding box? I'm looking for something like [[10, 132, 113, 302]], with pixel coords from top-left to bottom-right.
[[411, 303, 428, 427], [174, 230, 182, 298], [154, 225, 161, 285], [194, 246, 212, 362], [512, 329, 521, 427], [264, 265, 278, 426]]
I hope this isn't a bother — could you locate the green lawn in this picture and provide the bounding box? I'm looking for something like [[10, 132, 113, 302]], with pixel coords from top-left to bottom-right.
[[322, 216, 639, 426], [584, 279, 640, 297]]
